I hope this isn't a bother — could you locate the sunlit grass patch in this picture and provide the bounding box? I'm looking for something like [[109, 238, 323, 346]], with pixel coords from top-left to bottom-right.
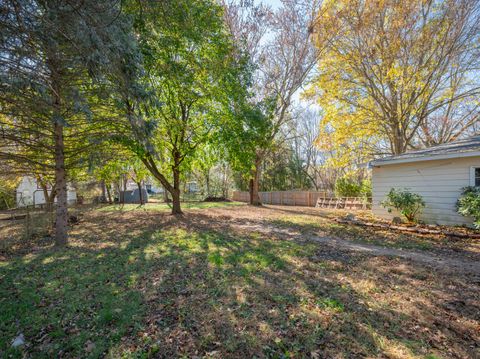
[[1, 205, 476, 358], [0, 245, 146, 358], [96, 201, 244, 212], [316, 297, 345, 312]]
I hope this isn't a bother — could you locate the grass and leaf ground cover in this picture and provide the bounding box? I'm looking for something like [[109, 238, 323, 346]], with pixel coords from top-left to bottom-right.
[[269, 208, 479, 253], [0, 204, 479, 358], [98, 201, 244, 212]]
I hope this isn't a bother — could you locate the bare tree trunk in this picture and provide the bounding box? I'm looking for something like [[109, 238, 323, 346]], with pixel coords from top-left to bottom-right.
[[100, 180, 106, 203], [140, 152, 180, 213], [106, 184, 112, 204], [54, 121, 68, 246], [171, 166, 182, 215], [39, 182, 51, 212], [114, 183, 121, 203], [249, 155, 262, 206], [47, 187, 56, 212], [119, 176, 127, 204], [223, 164, 229, 198], [137, 181, 143, 205], [205, 169, 210, 198], [40, 183, 49, 209]]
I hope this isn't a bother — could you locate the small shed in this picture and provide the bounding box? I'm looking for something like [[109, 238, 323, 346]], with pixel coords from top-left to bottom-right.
[[370, 135, 480, 226], [119, 188, 149, 204]]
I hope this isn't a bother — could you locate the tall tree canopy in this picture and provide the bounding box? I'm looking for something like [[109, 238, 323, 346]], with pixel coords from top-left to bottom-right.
[[0, 0, 129, 244], [114, 0, 244, 214], [223, 0, 322, 205], [308, 0, 480, 167]]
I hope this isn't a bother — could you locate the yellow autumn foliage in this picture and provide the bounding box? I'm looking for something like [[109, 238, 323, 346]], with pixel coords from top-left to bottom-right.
[[306, 0, 476, 167]]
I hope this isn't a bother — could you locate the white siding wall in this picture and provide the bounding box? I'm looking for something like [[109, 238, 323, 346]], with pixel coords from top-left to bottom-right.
[[16, 176, 77, 207], [372, 156, 480, 226]]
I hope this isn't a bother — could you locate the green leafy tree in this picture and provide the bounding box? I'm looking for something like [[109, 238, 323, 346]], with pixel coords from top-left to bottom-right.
[[114, 0, 242, 214], [128, 159, 149, 205], [0, 0, 130, 245], [222, 100, 275, 202], [334, 176, 362, 198], [223, 0, 320, 204]]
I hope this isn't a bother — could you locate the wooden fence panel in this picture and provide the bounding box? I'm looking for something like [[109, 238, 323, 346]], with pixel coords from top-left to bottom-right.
[[231, 190, 371, 210]]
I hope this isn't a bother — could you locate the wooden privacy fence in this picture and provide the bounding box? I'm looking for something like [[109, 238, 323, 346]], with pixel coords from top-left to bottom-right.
[[232, 190, 326, 206], [231, 190, 371, 210], [316, 197, 372, 210]]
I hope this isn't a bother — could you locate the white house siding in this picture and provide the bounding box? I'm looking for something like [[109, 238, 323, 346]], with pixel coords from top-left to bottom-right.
[[16, 176, 77, 208], [372, 156, 480, 226]]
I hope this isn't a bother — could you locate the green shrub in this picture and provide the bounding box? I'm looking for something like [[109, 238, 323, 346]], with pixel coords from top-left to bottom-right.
[[360, 179, 372, 198], [457, 186, 480, 228], [381, 188, 425, 222], [334, 176, 361, 197]]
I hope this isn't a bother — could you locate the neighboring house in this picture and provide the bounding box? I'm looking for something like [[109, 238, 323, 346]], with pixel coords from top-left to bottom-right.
[[145, 180, 164, 195], [16, 176, 77, 208], [370, 135, 480, 226]]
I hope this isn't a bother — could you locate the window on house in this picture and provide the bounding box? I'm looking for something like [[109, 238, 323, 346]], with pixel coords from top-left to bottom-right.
[[475, 168, 480, 187]]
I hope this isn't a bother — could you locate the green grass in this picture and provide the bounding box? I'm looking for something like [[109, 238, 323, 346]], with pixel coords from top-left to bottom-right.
[[96, 201, 244, 212], [0, 207, 475, 358], [0, 220, 368, 358], [0, 225, 319, 357], [0, 244, 146, 358]]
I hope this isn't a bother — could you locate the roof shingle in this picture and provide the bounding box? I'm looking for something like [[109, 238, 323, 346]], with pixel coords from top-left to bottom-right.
[[370, 135, 480, 166]]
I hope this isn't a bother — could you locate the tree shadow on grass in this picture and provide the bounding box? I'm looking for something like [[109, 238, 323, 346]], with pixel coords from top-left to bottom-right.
[[0, 209, 478, 358], [0, 228, 155, 358]]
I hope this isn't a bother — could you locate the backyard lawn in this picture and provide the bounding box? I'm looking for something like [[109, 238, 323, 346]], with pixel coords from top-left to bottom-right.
[[1, 204, 479, 358]]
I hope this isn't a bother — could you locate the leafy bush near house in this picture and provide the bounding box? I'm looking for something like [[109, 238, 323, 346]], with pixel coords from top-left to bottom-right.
[[457, 186, 480, 228], [381, 188, 425, 222], [335, 175, 371, 199], [335, 176, 361, 197], [360, 179, 372, 198]]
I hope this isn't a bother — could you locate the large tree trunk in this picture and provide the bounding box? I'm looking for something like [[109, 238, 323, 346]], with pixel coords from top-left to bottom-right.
[[54, 121, 68, 246], [119, 176, 127, 204], [106, 184, 112, 204], [136, 181, 143, 205], [249, 155, 262, 206], [171, 166, 182, 215], [100, 180, 107, 203], [140, 153, 181, 214]]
